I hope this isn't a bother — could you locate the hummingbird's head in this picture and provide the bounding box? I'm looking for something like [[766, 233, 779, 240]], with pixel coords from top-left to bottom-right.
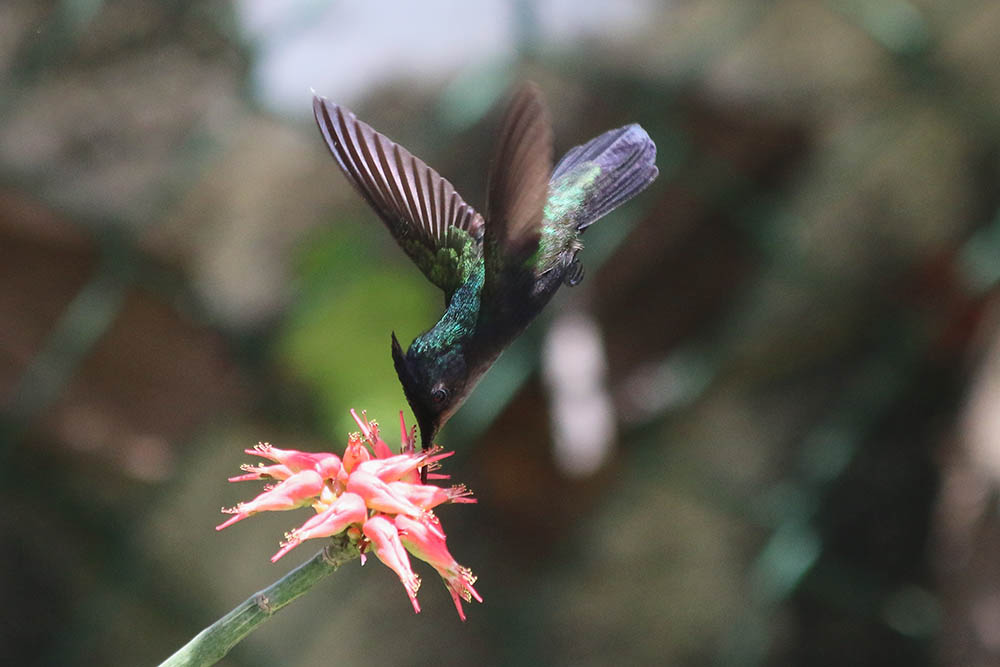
[[391, 332, 468, 448]]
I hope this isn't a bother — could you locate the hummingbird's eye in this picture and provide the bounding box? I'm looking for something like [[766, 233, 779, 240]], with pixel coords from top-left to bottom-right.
[[431, 387, 449, 405]]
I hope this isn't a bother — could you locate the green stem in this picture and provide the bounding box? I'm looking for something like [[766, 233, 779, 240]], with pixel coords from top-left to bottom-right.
[[159, 536, 360, 667]]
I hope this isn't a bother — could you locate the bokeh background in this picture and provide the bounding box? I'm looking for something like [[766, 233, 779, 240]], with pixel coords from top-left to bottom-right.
[[5, 1, 1000, 665]]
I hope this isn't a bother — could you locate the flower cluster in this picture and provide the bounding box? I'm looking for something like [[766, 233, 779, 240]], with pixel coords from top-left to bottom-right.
[[217, 410, 482, 620]]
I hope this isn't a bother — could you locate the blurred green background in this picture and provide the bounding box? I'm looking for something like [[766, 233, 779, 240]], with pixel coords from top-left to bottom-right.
[[5, 1, 1000, 665]]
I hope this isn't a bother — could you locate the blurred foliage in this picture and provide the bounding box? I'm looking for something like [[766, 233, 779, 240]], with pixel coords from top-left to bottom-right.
[[6, 1, 1000, 667], [277, 220, 437, 436]]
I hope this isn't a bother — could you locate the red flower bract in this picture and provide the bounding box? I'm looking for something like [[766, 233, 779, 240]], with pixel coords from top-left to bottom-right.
[[217, 410, 481, 620]]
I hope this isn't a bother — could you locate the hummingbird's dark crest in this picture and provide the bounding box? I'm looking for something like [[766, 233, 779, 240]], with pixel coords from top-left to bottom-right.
[[313, 83, 657, 454]]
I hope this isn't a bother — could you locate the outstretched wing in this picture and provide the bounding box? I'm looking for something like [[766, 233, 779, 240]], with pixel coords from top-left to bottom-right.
[[313, 95, 484, 301], [483, 83, 553, 304]]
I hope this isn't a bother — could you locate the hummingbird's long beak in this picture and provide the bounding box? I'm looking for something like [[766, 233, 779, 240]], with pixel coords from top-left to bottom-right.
[[417, 419, 438, 453]]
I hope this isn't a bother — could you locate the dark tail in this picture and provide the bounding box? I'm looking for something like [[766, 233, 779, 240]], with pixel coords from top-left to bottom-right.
[[551, 123, 658, 231]]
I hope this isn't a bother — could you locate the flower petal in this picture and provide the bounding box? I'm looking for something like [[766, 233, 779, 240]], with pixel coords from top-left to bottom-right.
[[364, 515, 421, 613], [342, 434, 372, 473], [396, 513, 481, 620], [216, 469, 325, 530], [346, 470, 425, 517], [355, 448, 453, 483], [271, 492, 368, 561], [247, 443, 339, 472], [388, 481, 476, 510], [228, 462, 294, 482]]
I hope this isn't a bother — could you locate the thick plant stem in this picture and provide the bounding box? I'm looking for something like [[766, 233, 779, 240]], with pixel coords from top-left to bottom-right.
[[159, 535, 360, 667]]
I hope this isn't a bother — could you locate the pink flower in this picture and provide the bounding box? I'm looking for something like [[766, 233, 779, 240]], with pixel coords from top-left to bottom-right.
[[388, 481, 476, 510], [350, 409, 395, 460], [363, 514, 421, 613], [227, 462, 294, 483], [216, 469, 325, 530], [396, 513, 482, 621], [229, 444, 343, 482], [355, 448, 452, 483], [341, 434, 371, 473], [248, 442, 339, 472], [217, 410, 481, 619], [346, 470, 425, 517], [271, 492, 368, 562], [399, 411, 416, 455]]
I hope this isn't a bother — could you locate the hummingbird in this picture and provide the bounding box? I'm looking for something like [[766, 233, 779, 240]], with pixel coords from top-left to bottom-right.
[[313, 83, 657, 455]]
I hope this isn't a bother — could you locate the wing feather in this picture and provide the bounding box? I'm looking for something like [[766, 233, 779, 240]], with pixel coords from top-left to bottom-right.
[[313, 95, 484, 299], [483, 83, 553, 303]]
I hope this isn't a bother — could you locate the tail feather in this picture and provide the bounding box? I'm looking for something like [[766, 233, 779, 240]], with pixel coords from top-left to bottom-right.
[[551, 124, 658, 231]]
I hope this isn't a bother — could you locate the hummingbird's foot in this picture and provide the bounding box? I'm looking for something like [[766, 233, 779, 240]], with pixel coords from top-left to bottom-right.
[[564, 256, 585, 286]]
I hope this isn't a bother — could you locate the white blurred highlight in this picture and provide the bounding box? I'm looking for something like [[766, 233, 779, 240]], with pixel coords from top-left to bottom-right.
[[235, 0, 656, 114], [542, 311, 615, 478], [963, 324, 1000, 483]]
